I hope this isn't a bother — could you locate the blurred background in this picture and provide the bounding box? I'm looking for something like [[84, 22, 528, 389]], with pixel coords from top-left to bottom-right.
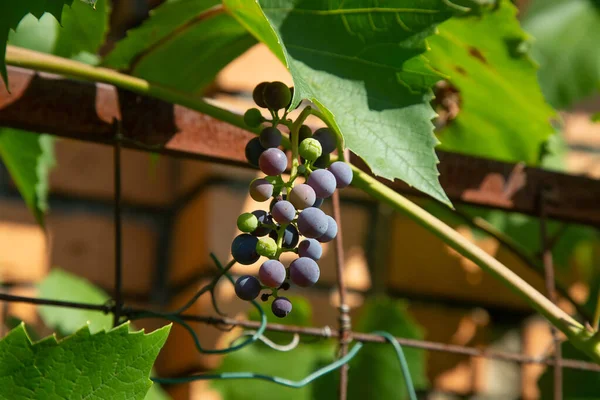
[[1, 0, 600, 399]]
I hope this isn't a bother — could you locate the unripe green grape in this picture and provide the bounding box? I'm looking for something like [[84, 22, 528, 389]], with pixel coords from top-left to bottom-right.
[[253, 82, 269, 108], [237, 212, 259, 233], [256, 236, 278, 258], [244, 108, 264, 128], [264, 82, 291, 110], [299, 138, 322, 161]]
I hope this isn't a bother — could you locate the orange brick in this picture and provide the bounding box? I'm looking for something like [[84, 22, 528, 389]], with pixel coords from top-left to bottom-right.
[[0, 201, 48, 282], [47, 210, 157, 294], [51, 139, 174, 206], [387, 213, 547, 309]]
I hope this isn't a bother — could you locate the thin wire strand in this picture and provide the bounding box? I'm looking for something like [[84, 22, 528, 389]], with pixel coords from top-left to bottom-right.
[[376, 331, 417, 400], [230, 331, 301, 352]]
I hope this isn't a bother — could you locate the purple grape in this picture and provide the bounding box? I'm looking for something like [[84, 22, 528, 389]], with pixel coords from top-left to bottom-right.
[[317, 216, 338, 243], [249, 178, 274, 202], [298, 238, 322, 260], [313, 153, 330, 169], [297, 207, 329, 238], [298, 125, 312, 142], [272, 297, 292, 318], [231, 234, 260, 265], [312, 198, 324, 208], [288, 184, 316, 210], [259, 148, 288, 176], [259, 127, 282, 149], [251, 210, 273, 236], [259, 260, 286, 287], [328, 161, 353, 188], [307, 169, 337, 198], [269, 194, 286, 212], [290, 257, 320, 287], [313, 128, 337, 154], [235, 275, 261, 300], [245, 137, 265, 167], [271, 200, 296, 224], [269, 224, 299, 248]]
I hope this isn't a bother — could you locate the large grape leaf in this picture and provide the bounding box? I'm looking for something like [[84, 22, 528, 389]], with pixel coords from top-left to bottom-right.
[[0, 323, 170, 400], [0, 130, 55, 226], [427, 0, 555, 164], [103, 0, 256, 93], [37, 268, 171, 400], [0, 0, 98, 86], [224, 0, 462, 205], [523, 0, 600, 109]]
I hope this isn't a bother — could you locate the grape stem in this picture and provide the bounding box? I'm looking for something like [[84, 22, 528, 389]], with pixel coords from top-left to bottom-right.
[[288, 106, 313, 187], [309, 108, 345, 162], [9, 46, 600, 363]]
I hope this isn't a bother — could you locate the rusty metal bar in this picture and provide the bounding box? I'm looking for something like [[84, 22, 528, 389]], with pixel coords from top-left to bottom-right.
[[2, 67, 600, 227], [539, 188, 563, 400], [332, 188, 351, 400]]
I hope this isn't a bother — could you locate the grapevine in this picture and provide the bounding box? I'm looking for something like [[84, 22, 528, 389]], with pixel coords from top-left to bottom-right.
[[233, 81, 353, 318]]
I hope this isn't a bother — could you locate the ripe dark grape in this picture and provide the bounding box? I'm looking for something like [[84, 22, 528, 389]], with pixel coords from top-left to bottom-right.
[[249, 178, 274, 202], [259, 148, 287, 176], [288, 184, 316, 210], [235, 275, 261, 300], [263, 81, 291, 110], [313, 128, 337, 154], [245, 137, 265, 167], [231, 234, 260, 265], [297, 207, 329, 238], [313, 153, 330, 169], [252, 82, 269, 108], [307, 169, 337, 198], [259, 260, 286, 287], [269, 194, 286, 212], [244, 108, 263, 128], [259, 127, 282, 149], [298, 125, 312, 142], [272, 297, 292, 318], [328, 161, 353, 188], [317, 215, 338, 243], [270, 224, 299, 248], [251, 210, 272, 236], [312, 198, 324, 208], [298, 238, 322, 260], [271, 200, 296, 224], [290, 257, 320, 287]]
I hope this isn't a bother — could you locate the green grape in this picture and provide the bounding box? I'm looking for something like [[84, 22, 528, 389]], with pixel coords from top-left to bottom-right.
[[264, 82, 291, 110], [244, 108, 264, 128], [237, 212, 259, 233], [299, 138, 322, 161], [256, 236, 278, 258]]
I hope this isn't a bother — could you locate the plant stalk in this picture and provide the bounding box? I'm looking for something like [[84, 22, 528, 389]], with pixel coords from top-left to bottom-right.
[[6, 45, 600, 363]]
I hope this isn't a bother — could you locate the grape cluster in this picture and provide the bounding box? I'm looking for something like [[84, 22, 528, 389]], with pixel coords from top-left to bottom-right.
[[232, 81, 353, 318]]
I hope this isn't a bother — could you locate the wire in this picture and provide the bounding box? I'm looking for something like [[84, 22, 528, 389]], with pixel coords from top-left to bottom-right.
[[376, 331, 417, 400]]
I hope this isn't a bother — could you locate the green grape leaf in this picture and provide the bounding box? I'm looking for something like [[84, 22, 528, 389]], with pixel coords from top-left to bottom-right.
[[347, 297, 427, 399], [427, 0, 555, 164], [224, 0, 462, 206], [0, 323, 170, 400], [212, 297, 335, 400], [102, 0, 256, 93], [312, 297, 428, 400], [37, 269, 171, 400], [38, 268, 112, 335], [8, 0, 108, 63], [0, 130, 55, 226], [523, 0, 600, 109], [0, 0, 98, 86]]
